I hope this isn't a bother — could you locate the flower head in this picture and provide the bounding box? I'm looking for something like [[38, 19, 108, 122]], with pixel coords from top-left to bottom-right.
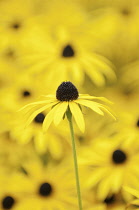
[[79, 134, 139, 200], [20, 81, 115, 133]]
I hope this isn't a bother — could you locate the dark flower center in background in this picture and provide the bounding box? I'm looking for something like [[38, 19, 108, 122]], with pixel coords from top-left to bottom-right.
[[56, 81, 79, 101], [2, 196, 15, 209], [112, 149, 127, 164], [39, 182, 52, 196], [11, 22, 21, 30], [34, 113, 45, 124], [22, 90, 31, 97], [121, 8, 130, 16], [136, 119, 139, 127], [104, 194, 115, 204], [5, 49, 15, 59], [62, 44, 75, 57]]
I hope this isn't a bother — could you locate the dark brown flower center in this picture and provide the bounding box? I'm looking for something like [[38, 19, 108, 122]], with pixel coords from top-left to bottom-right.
[[22, 90, 31, 97], [104, 194, 115, 204], [121, 8, 130, 16], [11, 22, 21, 30], [34, 113, 45, 124], [112, 149, 127, 164], [2, 196, 15, 209], [39, 182, 52, 196], [56, 81, 79, 101], [62, 44, 75, 57]]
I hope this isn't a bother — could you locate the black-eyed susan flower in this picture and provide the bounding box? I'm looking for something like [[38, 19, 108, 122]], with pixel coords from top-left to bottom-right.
[[0, 73, 46, 112], [0, 172, 32, 210], [79, 133, 139, 200], [10, 111, 70, 159], [20, 81, 115, 133], [20, 4, 116, 87], [12, 159, 78, 210]]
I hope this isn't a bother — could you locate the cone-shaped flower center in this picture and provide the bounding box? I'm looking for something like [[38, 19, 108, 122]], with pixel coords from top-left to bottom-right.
[[2, 196, 15, 209], [62, 44, 75, 57], [34, 113, 45, 124], [22, 90, 31, 97], [56, 81, 79, 101], [39, 182, 52, 196], [112, 149, 127, 164]]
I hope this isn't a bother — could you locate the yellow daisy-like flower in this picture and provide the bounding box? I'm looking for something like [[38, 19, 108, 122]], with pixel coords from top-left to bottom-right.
[[21, 81, 115, 133], [20, 5, 116, 87], [10, 111, 70, 159], [79, 134, 139, 200], [13, 159, 78, 210]]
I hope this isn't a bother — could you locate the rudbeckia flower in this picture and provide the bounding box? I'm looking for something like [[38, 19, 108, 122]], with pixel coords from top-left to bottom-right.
[[20, 5, 116, 87], [20, 81, 115, 133], [11, 160, 78, 210], [10, 111, 70, 159], [90, 0, 139, 67], [79, 134, 139, 200], [0, 0, 39, 47], [0, 172, 32, 210], [0, 73, 48, 111]]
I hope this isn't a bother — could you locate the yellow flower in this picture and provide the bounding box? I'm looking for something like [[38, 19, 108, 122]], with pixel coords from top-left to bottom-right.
[[79, 134, 139, 200], [12, 160, 78, 210], [0, 133, 37, 173], [21, 81, 115, 133], [0, 73, 46, 111], [0, 172, 32, 210], [20, 5, 116, 87], [0, 0, 39, 47], [10, 111, 70, 159]]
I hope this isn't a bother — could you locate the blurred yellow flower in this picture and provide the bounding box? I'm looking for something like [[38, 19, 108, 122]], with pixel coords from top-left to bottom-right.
[[10, 111, 69, 159], [14, 160, 78, 210], [79, 134, 139, 200], [20, 6, 116, 87]]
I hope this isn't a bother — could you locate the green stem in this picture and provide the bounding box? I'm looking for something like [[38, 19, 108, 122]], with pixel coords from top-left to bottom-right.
[[67, 108, 83, 210]]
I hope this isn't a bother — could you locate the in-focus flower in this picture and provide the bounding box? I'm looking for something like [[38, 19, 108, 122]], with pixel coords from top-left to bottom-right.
[[20, 81, 115, 133], [79, 134, 139, 200]]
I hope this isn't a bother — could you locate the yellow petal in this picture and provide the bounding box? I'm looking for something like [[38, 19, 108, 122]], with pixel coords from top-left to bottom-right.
[[18, 99, 56, 111], [42, 103, 60, 132], [77, 99, 104, 115], [69, 102, 85, 132], [25, 102, 58, 127], [99, 105, 116, 120], [124, 186, 139, 198], [49, 136, 63, 159], [34, 132, 48, 154], [54, 102, 68, 126], [79, 94, 113, 104]]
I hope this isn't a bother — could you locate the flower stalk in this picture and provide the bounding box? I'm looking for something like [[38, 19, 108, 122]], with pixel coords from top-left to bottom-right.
[[66, 107, 83, 210]]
